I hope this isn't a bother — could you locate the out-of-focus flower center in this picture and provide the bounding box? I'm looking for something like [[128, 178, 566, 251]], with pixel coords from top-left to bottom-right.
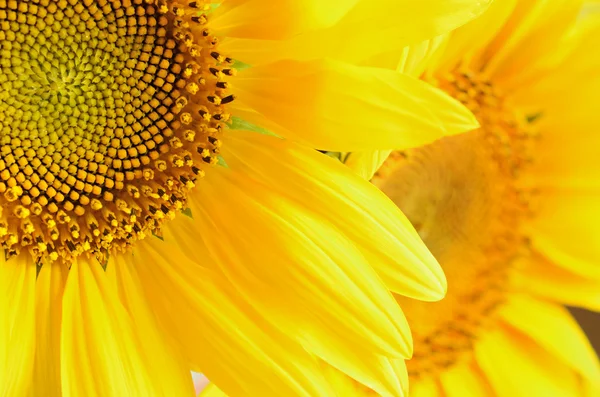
[[0, 0, 234, 264], [372, 69, 539, 378]]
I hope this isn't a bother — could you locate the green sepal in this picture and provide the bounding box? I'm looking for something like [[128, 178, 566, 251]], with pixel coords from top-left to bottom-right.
[[181, 207, 193, 219], [227, 116, 280, 138]]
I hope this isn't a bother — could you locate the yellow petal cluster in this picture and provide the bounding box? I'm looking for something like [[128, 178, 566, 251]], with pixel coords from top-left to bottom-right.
[[0, 0, 494, 396]]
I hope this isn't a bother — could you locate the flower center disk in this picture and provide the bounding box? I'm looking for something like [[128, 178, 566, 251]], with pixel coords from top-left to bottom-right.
[[372, 69, 538, 378], [0, 0, 234, 264]]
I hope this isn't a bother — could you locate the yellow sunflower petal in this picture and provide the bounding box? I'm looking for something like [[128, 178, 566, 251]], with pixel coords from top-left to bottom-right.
[[511, 9, 600, 112], [60, 261, 111, 395], [341, 36, 455, 181], [359, 50, 407, 71], [319, 366, 368, 396], [162, 208, 417, 376], [0, 256, 36, 396], [483, 0, 583, 91], [523, 82, 600, 191], [410, 376, 442, 397], [31, 263, 68, 397], [391, 359, 409, 397], [61, 258, 193, 396], [583, 378, 600, 397], [220, 0, 492, 65], [513, 251, 600, 311], [233, 59, 478, 152], [516, 19, 600, 188], [306, 337, 406, 397], [498, 295, 600, 386], [322, 0, 493, 64], [515, 32, 600, 119], [223, 131, 447, 300], [210, 0, 358, 39], [356, 32, 447, 73], [343, 150, 393, 181], [475, 326, 581, 396], [527, 191, 600, 280], [187, 167, 412, 358], [132, 238, 333, 397], [396, 35, 448, 77], [439, 360, 494, 397], [200, 383, 228, 397], [433, 0, 518, 72], [320, 359, 408, 397], [112, 258, 197, 396]]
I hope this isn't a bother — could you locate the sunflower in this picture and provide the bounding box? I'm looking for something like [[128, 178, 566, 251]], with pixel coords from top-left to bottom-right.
[[0, 0, 496, 395], [342, 0, 600, 395]]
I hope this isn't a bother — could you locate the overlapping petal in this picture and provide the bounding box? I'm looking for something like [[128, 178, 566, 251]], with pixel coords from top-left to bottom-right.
[[187, 169, 412, 357], [210, 0, 358, 39], [439, 361, 494, 397], [513, 251, 600, 311], [0, 256, 36, 396], [31, 263, 68, 397], [410, 376, 442, 397], [233, 59, 478, 152], [219, 0, 493, 65], [498, 295, 600, 385], [60, 259, 193, 396], [344, 150, 393, 181], [432, 0, 518, 72], [219, 131, 448, 301], [475, 326, 582, 396], [132, 238, 334, 396], [527, 192, 600, 280], [482, 0, 584, 90]]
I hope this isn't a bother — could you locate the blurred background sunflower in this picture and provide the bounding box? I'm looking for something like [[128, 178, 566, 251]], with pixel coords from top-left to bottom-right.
[[343, 0, 600, 395]]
